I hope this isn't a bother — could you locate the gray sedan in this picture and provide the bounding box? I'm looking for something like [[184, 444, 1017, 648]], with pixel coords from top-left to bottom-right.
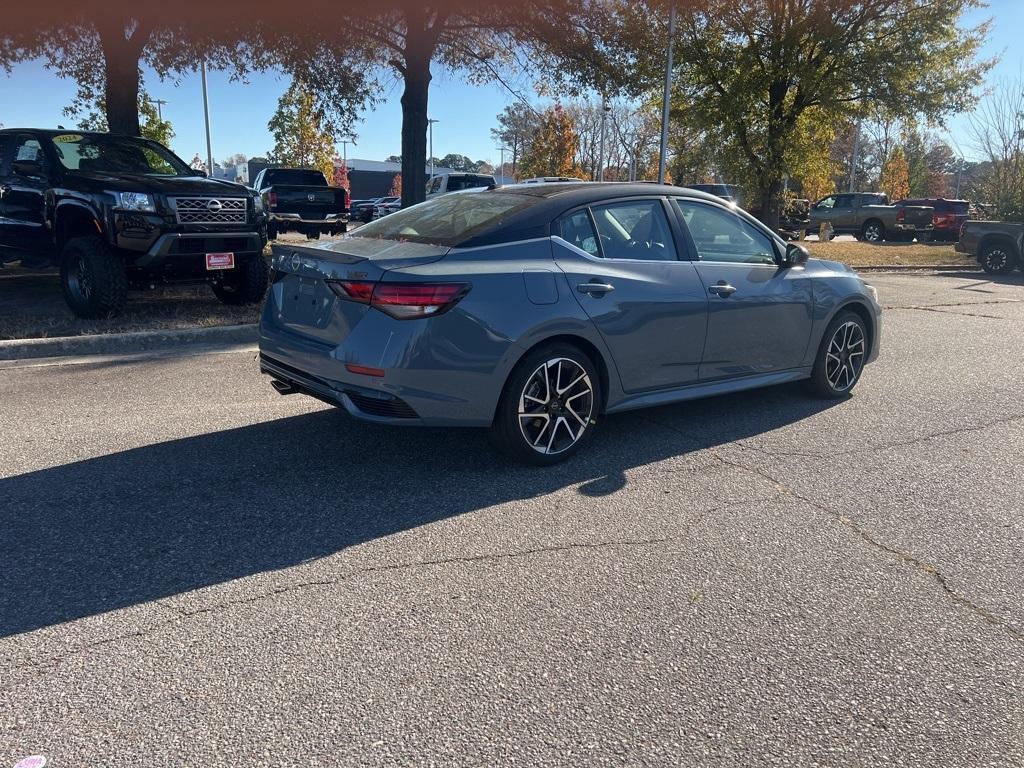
[[259, 183, 881, 464]]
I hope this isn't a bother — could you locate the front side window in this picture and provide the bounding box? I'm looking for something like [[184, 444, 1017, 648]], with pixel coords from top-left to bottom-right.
[[673, 200, 777, 265], [589, 200, 678, 261]]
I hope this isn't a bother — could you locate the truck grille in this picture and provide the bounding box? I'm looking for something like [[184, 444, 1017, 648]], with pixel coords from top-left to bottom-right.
[[172, 197, 248, 225]]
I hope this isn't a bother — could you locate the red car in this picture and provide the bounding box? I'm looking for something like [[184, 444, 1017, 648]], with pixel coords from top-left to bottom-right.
[[898, 198, 970, 241]]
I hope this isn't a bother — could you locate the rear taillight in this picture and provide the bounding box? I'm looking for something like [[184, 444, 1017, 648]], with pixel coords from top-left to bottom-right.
[[328, 280, 469, 320], [896, 208, 905, 223], [268, 191, 278, 208]]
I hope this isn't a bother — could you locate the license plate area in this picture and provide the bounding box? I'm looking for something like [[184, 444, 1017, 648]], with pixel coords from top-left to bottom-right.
[[206, 252, 235, 270]]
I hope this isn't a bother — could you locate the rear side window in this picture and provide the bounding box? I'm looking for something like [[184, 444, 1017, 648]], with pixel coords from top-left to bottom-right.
[[556, 210, 600, 256], [446, 175, 495, 192], [590, 200, 678, 261]]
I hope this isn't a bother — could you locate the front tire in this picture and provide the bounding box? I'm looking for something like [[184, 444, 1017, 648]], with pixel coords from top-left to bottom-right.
[[491, 344, 601, 466], [980, 242, 1018, 275], [211, 256, 269, 305], [59, 236, 128, 318], [805, 311, 868, 399]]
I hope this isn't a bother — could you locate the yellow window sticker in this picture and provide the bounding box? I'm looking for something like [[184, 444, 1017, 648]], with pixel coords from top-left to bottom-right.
[[53, 134, 83, 143]]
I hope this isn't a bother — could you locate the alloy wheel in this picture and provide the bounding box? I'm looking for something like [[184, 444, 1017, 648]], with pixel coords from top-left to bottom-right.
[[67, 253, 93, 301], [518, 358, 594, 455], [825, 321, 865, 392], [864, 224, 882, 242]]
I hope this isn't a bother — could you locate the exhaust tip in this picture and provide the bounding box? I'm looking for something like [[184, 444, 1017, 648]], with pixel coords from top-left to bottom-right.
[[271, 379, 296, 395]]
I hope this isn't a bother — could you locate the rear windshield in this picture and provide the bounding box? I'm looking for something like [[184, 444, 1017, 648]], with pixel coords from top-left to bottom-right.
[[353, 192, 535, 246], [936, 200, 969, 213], [446, 174, 495, 191], [264, 169, 328, 186]]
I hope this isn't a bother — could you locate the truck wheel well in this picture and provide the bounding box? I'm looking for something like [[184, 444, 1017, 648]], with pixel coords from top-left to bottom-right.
[[978, 234, 1020, 259], [863, 218, 885, 233], [56, 206, 102, 252]]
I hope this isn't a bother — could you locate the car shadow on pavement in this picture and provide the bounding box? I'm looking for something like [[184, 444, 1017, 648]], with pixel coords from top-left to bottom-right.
[[0, 384, 839, 637]]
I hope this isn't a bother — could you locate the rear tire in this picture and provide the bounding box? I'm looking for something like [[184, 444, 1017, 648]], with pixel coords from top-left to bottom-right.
[[805, 311, 868, 399], [211, 256, 269, 305], [59, 236, 128, 318], [861, 220, 885, 243], [306, 232, 321, 240], [980, 241, 1018, 275], [491, 343, 601, 466]]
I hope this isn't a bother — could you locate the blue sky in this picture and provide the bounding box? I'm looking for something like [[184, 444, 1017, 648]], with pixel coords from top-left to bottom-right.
[[0, 1, 1019, 165]]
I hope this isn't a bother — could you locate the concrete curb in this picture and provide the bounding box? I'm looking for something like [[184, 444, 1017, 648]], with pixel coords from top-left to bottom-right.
[[853, 264, 981, 273], [0, 323, 258, 361]]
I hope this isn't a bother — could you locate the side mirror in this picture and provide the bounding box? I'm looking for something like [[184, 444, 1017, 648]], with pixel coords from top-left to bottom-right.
[[783, 242, 809, 267], [192, 169, 208, 178], [13, 159, 43, 177]]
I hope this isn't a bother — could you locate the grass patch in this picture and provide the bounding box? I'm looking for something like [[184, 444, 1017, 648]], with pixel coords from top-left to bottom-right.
[[801, 240, 973, 267]]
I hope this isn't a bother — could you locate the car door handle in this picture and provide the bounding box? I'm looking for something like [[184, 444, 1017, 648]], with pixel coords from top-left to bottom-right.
[[577, 281, 615, 295], [0, 185, 10, 199], [708, 282, 737, 297]]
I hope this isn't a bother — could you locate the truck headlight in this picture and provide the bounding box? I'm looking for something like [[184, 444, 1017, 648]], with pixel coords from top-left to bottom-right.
[[252, 195, 264, 212], [115, 191, 156, 212]]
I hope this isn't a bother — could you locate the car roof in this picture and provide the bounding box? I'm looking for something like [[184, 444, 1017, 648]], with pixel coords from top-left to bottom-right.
[[0, 128, 138, 138]]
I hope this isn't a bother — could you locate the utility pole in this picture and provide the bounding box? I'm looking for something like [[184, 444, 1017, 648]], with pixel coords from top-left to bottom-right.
[[154, 99, 168, 122], [658, 1, 676, 184], [428, 118, 439, 180], [201, 61, 213, 176], [956, 158, 964, 198], [597, 98, 610, 181]]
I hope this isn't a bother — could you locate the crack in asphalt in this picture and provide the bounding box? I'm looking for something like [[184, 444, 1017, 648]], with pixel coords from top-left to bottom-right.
[[2, 493, 776, 686], [732, 412, 1024, 459], [641, 415, 1024, 645], [886, 305, 1004, 319]]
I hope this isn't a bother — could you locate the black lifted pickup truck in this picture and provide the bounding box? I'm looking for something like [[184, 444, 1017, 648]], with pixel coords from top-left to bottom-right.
[[0, 129, 268, 318], [252, 167, 348, 240]]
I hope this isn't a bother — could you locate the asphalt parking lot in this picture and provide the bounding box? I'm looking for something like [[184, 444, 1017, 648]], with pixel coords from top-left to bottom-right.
[[2, 272, 1022, 767]]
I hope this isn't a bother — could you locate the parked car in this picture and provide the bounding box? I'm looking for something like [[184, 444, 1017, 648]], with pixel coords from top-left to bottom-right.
[[897, 197, 969, 242], [351, 198, 383, 223], [425, 172, 496, 198], [808, 192, 933, 242], [955, 219, 1024, 274], [0, 128, 268, 318], [373, 197, 401, 218], [685, 183, 743, 207], [253, 167, 348, 240], [259, 183, 880, 464], [778, 198, 811, 239]]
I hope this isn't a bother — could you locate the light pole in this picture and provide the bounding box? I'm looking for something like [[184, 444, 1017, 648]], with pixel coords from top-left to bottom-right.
[[339, 136, 356, 168], [658, 0, 676, 184], [597, 99, 610, 181], [428, 118, 439, 179], [200, 61, 213, 176], [154, 98, 168, 122], [496, 146, 510, 180]]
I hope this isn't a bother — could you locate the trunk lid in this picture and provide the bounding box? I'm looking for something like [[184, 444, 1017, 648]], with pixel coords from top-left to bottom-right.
[[268, 237, 448, 344]]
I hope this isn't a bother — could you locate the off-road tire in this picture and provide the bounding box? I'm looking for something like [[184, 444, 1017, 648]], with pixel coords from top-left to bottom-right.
[[211, 256, 269, 305], [59, 236, 128, 319], [980, 241, 1018, 275]]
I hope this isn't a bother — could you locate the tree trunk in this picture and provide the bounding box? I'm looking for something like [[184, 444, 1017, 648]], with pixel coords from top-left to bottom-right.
[[97, 18, 148, 136], [758, 176, 785, 231], [399, 39, 432, 208]]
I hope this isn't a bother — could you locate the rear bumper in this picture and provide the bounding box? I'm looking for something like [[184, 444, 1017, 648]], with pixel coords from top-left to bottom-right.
[[269, 212, 348, 228], [257, 302, 504, 428]]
